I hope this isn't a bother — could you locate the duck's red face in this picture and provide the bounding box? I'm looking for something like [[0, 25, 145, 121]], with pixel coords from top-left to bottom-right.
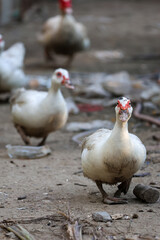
[[117, 99, 131, 111], [116, 97, 132, 122]]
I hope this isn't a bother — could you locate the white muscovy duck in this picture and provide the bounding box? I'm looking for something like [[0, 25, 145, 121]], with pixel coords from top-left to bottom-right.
[[37, 0, 90, 66], [10, 68, 74, 146], [0, 34, 27, 93], [81, 97, 146, 204]]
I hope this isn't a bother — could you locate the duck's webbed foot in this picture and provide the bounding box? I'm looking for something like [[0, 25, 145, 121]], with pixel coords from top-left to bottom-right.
[[15, 124, 30, 145], [103, 196, 128, 204], [114, 178, 132, 198], [95, 180, 128, 205], [37, 135, 48, 146]]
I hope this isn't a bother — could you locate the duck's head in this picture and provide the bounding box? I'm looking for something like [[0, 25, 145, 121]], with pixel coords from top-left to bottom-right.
[[115, 97, 133, 122], [59, 0, 73, 14], [52, 68, 74, 89], [0, 34, 5, 53]]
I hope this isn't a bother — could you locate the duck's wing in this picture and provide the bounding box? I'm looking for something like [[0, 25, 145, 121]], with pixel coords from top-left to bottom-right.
[[1, 43, 25, 69], [37, 16, 61, 44], [129, 133, 146, 157], [10, 88, 47, 106], [81, 128, 111, 152]]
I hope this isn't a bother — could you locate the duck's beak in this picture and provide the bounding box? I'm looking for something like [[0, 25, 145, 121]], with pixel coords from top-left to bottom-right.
[[119, 109, 129, 122], [65, 82, 74, 89], [62, 76, 74, 89]]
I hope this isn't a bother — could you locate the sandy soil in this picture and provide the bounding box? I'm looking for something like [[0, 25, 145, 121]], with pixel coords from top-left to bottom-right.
[[0, 0, 160, 239]]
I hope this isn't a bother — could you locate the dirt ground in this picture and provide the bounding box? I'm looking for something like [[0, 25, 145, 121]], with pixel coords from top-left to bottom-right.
[[0, 0, 160, 239]]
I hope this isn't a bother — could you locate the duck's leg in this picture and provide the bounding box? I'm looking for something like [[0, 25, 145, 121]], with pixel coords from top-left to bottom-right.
[[37, 135, 48, 146], [95, 180, 128, 204], [15, 124, 30, 145], [114, 178, 132, 198]]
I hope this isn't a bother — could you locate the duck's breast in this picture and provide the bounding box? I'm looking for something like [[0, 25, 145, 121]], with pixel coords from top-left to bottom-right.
[[23, 110, 68, 137], [81, 129, 112, 182], [11, 90, 48, 128], [12, 90, 68, 137], [82, 130, 146, 184], [38, 16, 61, 45]]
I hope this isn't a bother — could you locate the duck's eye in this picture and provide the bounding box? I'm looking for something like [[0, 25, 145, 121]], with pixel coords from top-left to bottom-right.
[[56, 72, 62, 77], [129, 102, 131, 105]]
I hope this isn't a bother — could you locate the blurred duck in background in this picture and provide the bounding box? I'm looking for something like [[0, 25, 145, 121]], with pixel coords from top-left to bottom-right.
[[10, 68, 74, 146], [0, 34, 27, 93], [0, 34, 5, 53], [37, 0, 90, 67]]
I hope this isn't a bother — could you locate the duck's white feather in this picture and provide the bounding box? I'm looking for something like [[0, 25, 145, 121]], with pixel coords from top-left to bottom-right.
[[11, 88, 68, 130], [10, 68, 71, 140], [82, 125, 146, 184], [38, 14, 90, 54], [0, 43, 27, 92]]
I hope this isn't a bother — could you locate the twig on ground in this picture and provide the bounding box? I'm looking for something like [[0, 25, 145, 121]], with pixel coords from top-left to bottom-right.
[[73, 170, 83, 175], [0, 214, 64, 225], [74, 183, 87, 187], [67, 221, 82, 240], [0, 224, 36, 240], [134, 102, 160, 126]]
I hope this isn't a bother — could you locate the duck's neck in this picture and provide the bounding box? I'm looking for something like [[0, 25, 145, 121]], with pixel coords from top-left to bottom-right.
[[109, 119, 129, 142], [61, 9, 72, 17], [48, 80, 61, 95]]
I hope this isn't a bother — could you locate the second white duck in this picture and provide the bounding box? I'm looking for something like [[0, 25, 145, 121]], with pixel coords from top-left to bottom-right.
[[0, 34, 27, 93], [10, 68, 74, 146], [81, 97, 146, 204]]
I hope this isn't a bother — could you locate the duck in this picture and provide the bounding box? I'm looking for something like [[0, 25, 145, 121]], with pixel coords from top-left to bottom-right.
[[0, 34, 27, 93], [10, 68, 74, 146], [37, 0, 90, 66], [81, 97, 146, 204], [0, 34, 5, 54]]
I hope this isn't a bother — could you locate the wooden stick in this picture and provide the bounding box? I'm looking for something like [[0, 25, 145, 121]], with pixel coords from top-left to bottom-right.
[[133, 184, 160, 203], [134, 103, 160, 126]]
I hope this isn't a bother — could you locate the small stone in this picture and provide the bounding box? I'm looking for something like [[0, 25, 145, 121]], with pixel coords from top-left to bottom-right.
[[92, 211, 112, 222], [106, 221, 112, 227]]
